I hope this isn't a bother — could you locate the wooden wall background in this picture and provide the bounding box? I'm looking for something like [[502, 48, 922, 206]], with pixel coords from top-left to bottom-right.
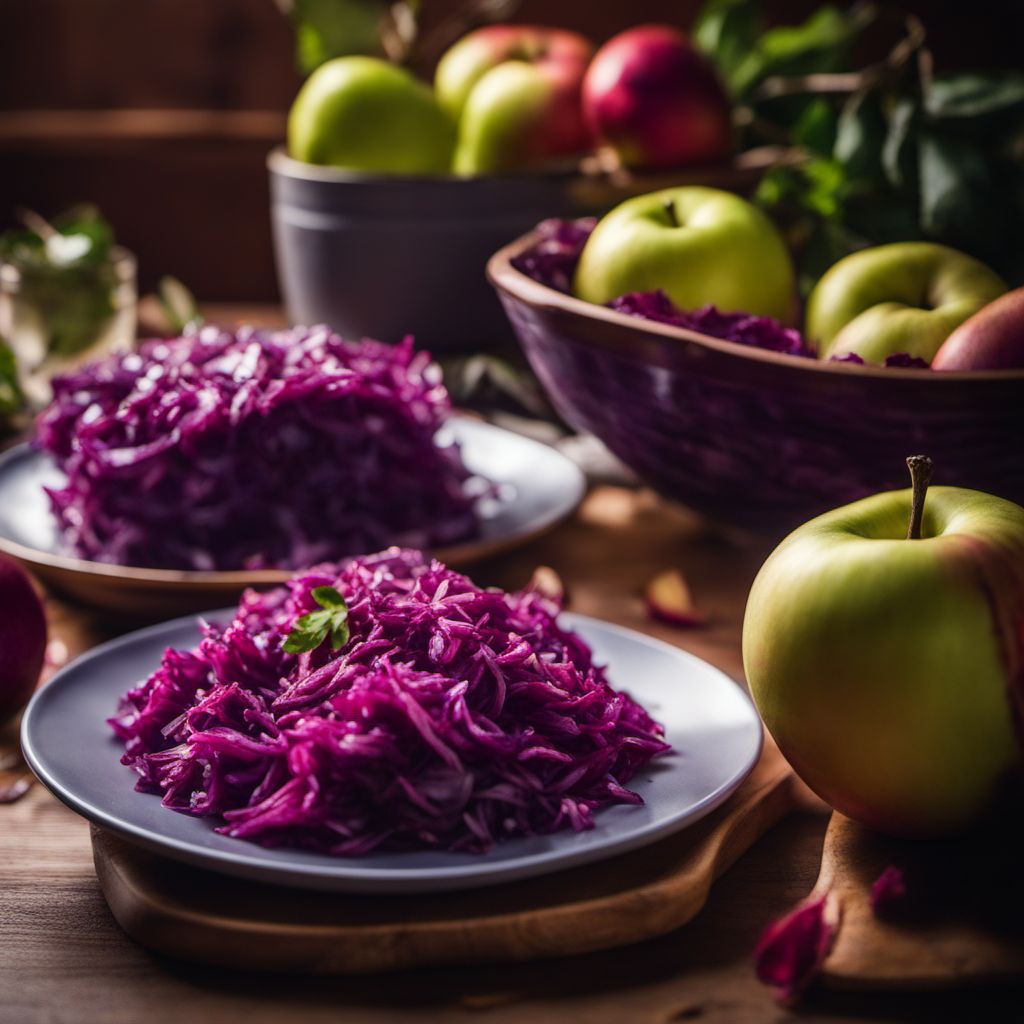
[[0, 0, 1018, 302]]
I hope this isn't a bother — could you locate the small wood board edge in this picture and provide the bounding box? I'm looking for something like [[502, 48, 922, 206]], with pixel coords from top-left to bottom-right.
[[816, 813, 1024, 990], [91, 747, 796, 975]]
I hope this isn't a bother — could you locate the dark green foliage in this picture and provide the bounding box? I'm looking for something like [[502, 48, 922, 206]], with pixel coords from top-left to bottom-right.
[[695, 0, 1024, 292]]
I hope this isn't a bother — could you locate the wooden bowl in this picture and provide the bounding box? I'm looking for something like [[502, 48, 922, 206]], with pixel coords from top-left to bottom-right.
[[487, 231, 1024, 532]]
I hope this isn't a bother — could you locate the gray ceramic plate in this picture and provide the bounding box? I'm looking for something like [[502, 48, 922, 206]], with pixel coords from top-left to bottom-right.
[[22, 612, 762, 894], [0, 417, 585, 616]]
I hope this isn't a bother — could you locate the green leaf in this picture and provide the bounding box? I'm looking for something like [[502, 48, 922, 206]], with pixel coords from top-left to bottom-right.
[[291, 0, 386, 73], [0, 339, 25, 421], [311, 585, 346, 608], [756, 159, 846, 219], [797, 219, 864, 297], [693, 0, 760, 94], [732, 4, 870, 97], [0, 204, 122, 361], [881, 96, 918, 191], [834, 91, 886, 182], [51, 204, 114, 267], [794, 97, 837, 156], [844, 191, 921, 246], [158, 276, 203, 334], [917, 132, 998, 251], [925, 72, 1024, 123], [283, 585, 350, 653]]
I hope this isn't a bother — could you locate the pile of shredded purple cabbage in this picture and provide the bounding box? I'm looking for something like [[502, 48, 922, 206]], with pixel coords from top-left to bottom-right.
[[36, 326, 481, 571], [110, 549, 670, 855]]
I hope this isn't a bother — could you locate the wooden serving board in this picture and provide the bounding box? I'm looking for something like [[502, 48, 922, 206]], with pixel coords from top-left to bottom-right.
[[815, 812, 1024, 990], [91, 746, 796, 975]]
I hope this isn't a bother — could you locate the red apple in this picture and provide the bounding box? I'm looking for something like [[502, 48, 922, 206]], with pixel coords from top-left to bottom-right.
[[435, 25, 593, 175], [932, 286, 1024, 371], [582, 25, 732, 170], [0, 556, 47, 724]]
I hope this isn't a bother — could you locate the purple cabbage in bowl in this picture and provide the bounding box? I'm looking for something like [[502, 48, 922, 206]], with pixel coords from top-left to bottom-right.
[[512, 218, 813, 358], [35, 325, 481, 571], [110, 548, 670, 855], [509, 217, 598, 296], [512, 219, 935, 368], [609, 292, 810, 358]]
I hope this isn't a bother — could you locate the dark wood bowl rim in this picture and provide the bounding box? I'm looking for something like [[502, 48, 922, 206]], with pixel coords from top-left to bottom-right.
[[487, 230, 1024, 384]]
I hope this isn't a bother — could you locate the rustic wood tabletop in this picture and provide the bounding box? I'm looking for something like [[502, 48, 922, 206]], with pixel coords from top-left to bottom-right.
[[4, 485, 1022, 1023], [2, 307, 1021, 1022]]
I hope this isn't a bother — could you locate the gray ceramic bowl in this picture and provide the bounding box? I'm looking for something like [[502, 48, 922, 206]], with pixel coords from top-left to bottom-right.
[[268, 148, 771, 353], [269, 149, 591, 353]]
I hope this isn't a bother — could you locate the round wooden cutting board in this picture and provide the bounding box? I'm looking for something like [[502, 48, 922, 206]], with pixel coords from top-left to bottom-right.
[[91, 747, 796, 975]]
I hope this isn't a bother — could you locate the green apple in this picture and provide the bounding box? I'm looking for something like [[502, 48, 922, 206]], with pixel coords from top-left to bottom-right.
[[807, 243, 1006, 364], [438, 26, 593, 177], [743, 457, 1024, 836], [288, 56, 455, 174], [573, 187, 796, 323], [453, 62, 561, 176]]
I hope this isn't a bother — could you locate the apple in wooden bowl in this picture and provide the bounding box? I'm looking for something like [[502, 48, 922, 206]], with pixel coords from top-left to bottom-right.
[[487, 212, 1024, 532], [271, 25, 765, 354]]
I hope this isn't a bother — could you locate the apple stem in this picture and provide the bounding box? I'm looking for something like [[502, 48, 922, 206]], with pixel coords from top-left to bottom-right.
[[905, 455, 934, 540], [662, 199, 678, 227]]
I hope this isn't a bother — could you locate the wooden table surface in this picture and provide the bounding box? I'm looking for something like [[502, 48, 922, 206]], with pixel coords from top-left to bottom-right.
[[2, 302, 1020, 1020], [5, 484, 1023, 1023]]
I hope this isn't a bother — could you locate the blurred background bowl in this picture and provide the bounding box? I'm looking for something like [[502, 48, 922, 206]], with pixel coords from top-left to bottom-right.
[[489, 230, 1024, 532], [269, 148, 771, 353]]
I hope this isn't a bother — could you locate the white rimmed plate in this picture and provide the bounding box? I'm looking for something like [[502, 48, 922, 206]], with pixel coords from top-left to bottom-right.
[[22, 612, 761, 893], [0, 417, 585, 615]]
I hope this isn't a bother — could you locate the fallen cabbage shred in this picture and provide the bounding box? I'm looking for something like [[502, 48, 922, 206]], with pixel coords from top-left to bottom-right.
[[110, 549, 670, 855]]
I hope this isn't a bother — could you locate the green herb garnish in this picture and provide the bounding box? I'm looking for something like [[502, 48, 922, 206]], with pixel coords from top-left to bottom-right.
[[0, 204, 122, 361], [283, 585, 351, 654], [0, 338, 25, 427], [157, 276, 204, 334]]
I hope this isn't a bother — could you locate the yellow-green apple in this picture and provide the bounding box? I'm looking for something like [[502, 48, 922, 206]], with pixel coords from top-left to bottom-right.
[[435, 25, 593, 176], [288, 56, 455, 174], [582, 24, 732, 170], [932, 287, 1024, 371], [807, 243, 1006, 365], [573, 186, 796, 322], [743, 456, 1024, 836]]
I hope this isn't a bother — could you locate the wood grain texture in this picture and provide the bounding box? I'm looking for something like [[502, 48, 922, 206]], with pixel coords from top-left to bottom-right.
[[90, 750, 795, 974], [819, 813, 1024, 990], [5, 457, 1023, 1020]]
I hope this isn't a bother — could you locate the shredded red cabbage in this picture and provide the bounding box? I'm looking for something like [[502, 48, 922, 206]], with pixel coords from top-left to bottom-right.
[[515, 219, 944, 368], [510, 216, 597, 295], [513, 218, 812, 356], [754, 890, 839, 1005], [36, 326, 481, 571], [609, 292, 811, 358], [870, 865, 908, 915], [830, 352, 931, 369], [110, 549, 670, 855]]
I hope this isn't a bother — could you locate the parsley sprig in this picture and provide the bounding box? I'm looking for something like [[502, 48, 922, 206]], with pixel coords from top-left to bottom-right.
[[283, 585, 350, 654]]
